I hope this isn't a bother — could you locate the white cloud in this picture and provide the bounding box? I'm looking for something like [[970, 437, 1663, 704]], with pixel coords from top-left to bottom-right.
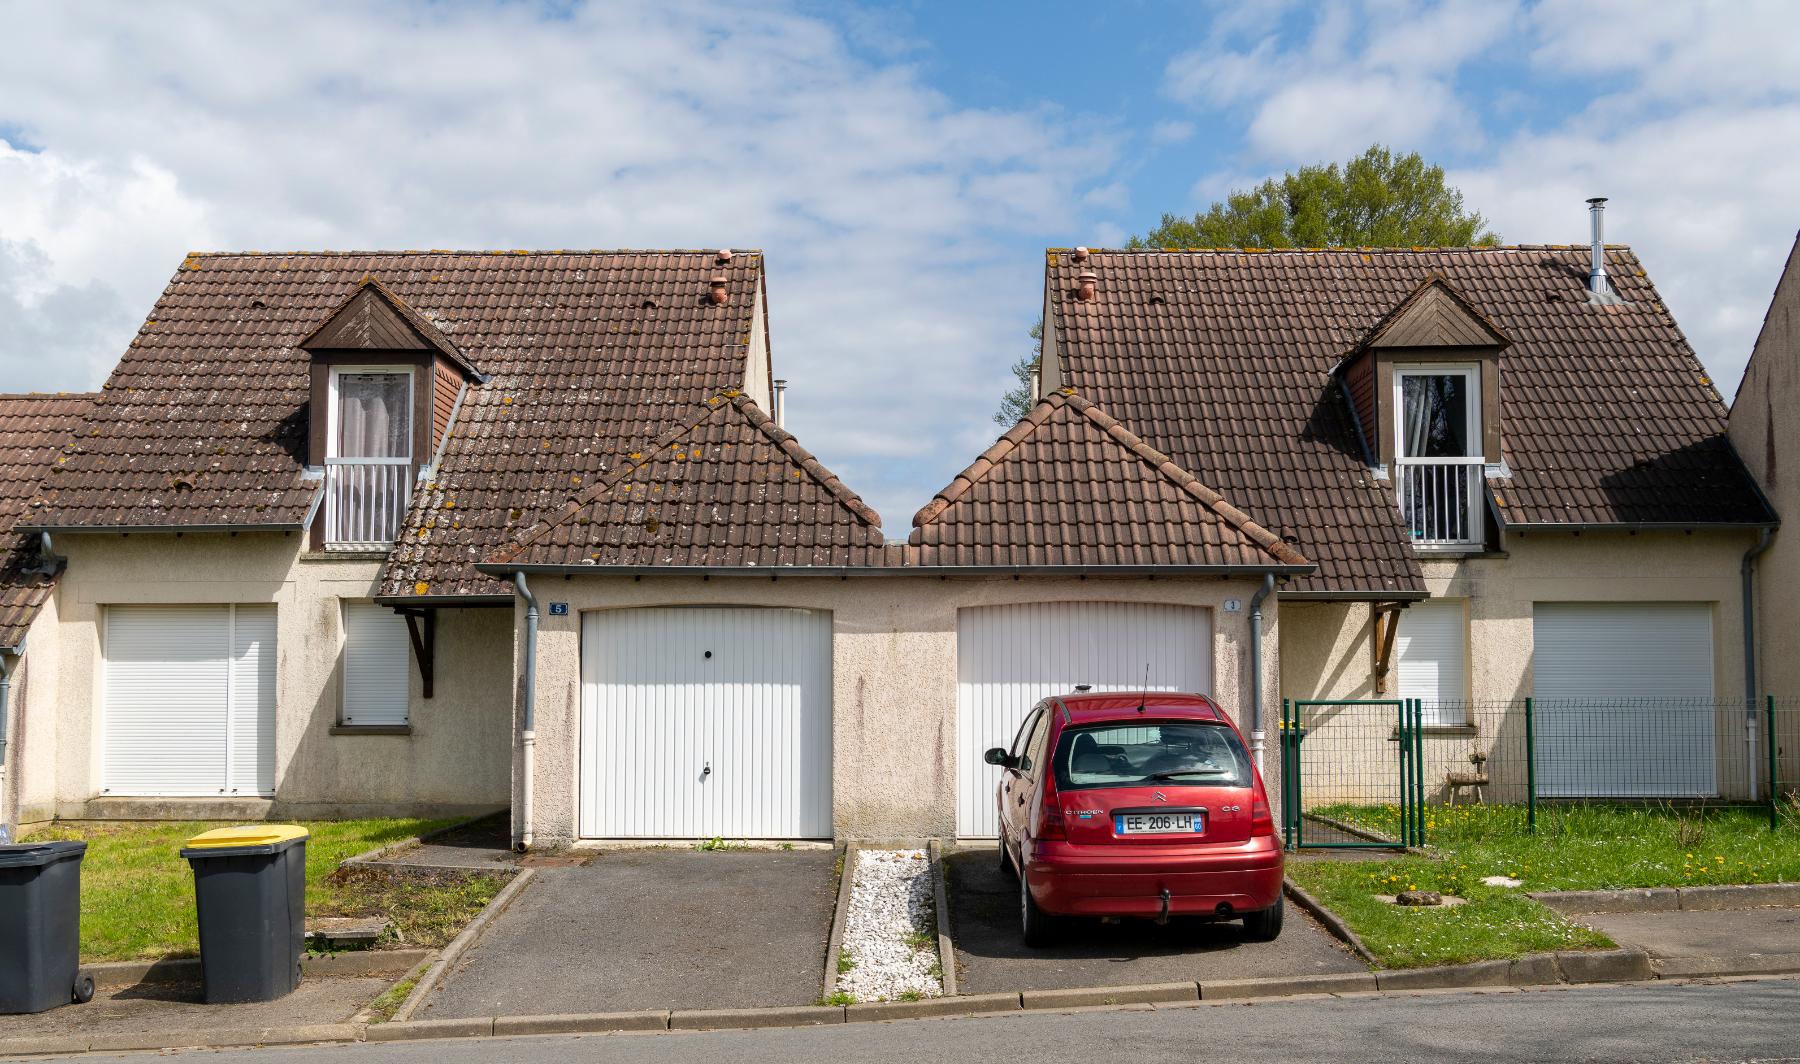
[[1149, 119, 1195, 145], [0, 0, 1116, 533], [1246, 71, 1474, 160]]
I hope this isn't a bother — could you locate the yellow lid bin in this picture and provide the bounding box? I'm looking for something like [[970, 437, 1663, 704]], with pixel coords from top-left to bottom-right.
[[183, 825, 310, 851]]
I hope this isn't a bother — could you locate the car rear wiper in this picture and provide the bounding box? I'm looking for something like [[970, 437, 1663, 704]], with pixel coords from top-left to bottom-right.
[[1148, 769, 1231, 780]]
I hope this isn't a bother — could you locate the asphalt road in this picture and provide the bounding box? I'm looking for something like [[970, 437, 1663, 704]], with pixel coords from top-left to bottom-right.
[[45, 977, 1800, 1064]]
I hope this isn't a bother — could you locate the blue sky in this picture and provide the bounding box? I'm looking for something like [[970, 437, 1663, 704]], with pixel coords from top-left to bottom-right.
[[2, 0, 1797, 533]]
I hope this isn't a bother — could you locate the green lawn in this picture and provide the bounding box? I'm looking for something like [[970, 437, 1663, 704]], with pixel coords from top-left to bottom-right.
[[1312, 802, 1800, 890], [1288, 802, 1800, 969], [1288, 857, 1615, 968], [27, 819, 506, 962]]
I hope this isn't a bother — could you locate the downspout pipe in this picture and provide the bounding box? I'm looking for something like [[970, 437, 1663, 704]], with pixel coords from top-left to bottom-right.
[[513, 572, 539, 851], [1743, 527, 1773, 797], [1248, 573, 1276, 767], [0, 650, 15, 843]]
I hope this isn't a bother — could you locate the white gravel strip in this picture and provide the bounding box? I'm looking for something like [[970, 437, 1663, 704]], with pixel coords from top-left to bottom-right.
[[837, 848, 943, 1001]]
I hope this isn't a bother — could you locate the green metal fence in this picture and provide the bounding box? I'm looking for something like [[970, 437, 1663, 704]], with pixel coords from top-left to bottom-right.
[[1279, 695, 1797, 848]]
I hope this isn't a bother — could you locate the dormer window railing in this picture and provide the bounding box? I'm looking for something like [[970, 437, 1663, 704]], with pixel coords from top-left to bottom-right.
[[325, 368, 413, 549], [1394, 367, 1483, 549]]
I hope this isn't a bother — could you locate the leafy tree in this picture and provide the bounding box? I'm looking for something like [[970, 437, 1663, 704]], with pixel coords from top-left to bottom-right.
[[993, 145, 1497, 424], [1128, 144, 1498, 250], [992, 319, 1042, 426]]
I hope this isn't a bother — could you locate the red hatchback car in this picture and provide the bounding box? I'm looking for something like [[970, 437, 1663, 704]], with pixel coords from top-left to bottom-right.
[[987, 690, 1283, 946]]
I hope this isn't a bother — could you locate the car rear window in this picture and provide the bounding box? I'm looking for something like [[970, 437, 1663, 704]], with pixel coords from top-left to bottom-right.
[[1052, 722, 1252, 791]]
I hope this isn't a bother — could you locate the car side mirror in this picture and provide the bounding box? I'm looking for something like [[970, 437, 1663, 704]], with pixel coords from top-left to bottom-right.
[[983, 747, 1013, 768]]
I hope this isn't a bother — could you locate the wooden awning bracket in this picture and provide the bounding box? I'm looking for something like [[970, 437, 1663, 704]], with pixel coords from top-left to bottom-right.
[[1371, 601, 1408, 696], [398, 607, 436, 699]]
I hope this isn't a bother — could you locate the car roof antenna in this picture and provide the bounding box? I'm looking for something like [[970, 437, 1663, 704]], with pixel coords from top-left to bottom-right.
[[1137, 662, 1150, 713]]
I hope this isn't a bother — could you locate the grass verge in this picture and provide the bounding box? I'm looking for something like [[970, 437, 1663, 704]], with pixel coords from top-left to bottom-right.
[[1288, 858, 1613, 968], [1312, 802, 1800, 890], [28, 818, 505, 962]]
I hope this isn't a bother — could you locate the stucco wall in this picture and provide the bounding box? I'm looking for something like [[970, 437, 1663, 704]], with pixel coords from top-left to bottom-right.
[[2, 596, 63, 828], [1280, 529, 1758, 805], [516, 573, 1281, 845], [44, 531, 511, 819], [1729, 240, 1800, 788]]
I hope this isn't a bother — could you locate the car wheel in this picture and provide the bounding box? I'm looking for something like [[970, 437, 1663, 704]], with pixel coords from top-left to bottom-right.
[[1241, 894, 1284, 942], [1020, 867, 1057, 947]]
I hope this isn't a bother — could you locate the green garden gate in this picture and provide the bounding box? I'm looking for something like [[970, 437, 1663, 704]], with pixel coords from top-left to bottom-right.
[[1280, 698, 1426, 849]]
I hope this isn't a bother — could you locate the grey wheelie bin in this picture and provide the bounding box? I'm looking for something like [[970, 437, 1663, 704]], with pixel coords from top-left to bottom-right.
[[0, 840, 95, 1013], [180, 825, 309, 1003]]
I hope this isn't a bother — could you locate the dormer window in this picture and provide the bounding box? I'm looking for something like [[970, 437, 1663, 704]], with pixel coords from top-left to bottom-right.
[[1395, 366, 1481, 548], [298, 275, 481, 553], [325, 367, 414, 549], [1336, 276, 1511, 554]]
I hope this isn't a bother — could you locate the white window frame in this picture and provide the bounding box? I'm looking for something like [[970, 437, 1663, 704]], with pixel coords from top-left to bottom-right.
[[339, 600, 412, 727], [326, 364, 415, 461], [1393, 364, 1484, 550]]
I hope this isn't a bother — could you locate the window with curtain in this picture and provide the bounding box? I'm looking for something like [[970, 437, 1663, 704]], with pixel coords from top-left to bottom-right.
[[336, 372, 411, 458], [1399, 373, 1472, 459]]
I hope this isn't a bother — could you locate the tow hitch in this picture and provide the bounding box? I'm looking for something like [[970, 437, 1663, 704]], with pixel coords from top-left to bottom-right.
[[1155, 887, 1172, 925]]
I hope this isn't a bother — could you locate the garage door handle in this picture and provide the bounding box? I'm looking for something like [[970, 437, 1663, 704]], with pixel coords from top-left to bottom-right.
[[702, 762, 712, 778]]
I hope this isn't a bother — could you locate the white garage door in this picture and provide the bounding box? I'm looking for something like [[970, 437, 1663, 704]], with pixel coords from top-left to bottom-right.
[[580, 607, 832, 839], [956, 602, 1213, 837], [103, 605, 277, 797], [1532, 602, 1715, 797]]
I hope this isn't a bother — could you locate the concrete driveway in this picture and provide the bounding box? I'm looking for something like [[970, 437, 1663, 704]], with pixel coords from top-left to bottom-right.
[[945, 845, 1365, 993], [420, 847, 837, 1018], [1578, 906, 1800, 961]]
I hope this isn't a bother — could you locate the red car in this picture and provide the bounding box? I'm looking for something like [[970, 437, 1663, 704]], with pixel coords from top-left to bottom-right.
[[987, 690, 1283, 946]]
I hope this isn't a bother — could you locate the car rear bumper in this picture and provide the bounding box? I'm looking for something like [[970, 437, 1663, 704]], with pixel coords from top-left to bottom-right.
[[1025, 837, 1284, 917]]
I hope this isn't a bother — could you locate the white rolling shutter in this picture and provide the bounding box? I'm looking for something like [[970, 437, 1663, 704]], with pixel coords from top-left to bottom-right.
[[104, 604, 276, 797], [955, 602, 1213, 838], [228, 605, 278, 795], [342, 602, 411, 726], [1395, 599, 1467, 725], [1532, 602, 1715, 797], [580, 607, 834, 839]]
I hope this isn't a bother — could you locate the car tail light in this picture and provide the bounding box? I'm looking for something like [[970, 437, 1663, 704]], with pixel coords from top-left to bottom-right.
[[1033, 780, 1067, 842], [1251, 795, 1274, 837]]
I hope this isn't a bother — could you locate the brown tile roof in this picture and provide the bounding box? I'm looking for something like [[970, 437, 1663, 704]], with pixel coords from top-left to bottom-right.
[[908, 390, 1311, 571], [1046, 246, 1772, 595], [24, 250, 766, 598], [300, 275, 479, 377], [484, 393, 888, 570], [0, 394, 97, 648]]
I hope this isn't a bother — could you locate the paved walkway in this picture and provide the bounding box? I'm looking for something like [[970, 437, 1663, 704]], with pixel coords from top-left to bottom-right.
[[0, 976, 387, 1043], [377, 815, 519, 872], [420, 848, 838, 1018], [945, 846, 1365, 993], [1580, 905, 1800, 959]]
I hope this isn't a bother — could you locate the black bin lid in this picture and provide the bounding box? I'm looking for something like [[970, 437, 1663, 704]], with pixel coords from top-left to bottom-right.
[[0, 840, 87, 869]]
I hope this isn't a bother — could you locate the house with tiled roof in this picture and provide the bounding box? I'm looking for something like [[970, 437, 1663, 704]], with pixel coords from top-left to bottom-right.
[[0, 393, 97, 830], [1728, 229, 1800, 799], [994, 203, 1776, 813]]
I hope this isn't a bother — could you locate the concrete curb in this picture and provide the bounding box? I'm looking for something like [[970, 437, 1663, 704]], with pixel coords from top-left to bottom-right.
[[1283, 876, 1380, 966], [18, 947, 1786, 1056], [928, 839, 958, 997], [1652, 952, 1800, 979], [388, 865, 537, 1023], [822, 841, 858, 999], [90, 947, 434, 989], [1531, 882, 1800, 915]]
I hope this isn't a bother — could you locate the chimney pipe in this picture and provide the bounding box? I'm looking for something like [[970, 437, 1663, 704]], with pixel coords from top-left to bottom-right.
[[1586, 197, 1618, 304], [709, 275, 729, 305], [773, 379, 788, 428], [1076, 270, 1098, 302], [1071, 246, 1090, 264]]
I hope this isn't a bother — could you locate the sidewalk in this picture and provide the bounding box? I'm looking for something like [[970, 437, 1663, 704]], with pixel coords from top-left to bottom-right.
[[1579, 905, 1800, 975]]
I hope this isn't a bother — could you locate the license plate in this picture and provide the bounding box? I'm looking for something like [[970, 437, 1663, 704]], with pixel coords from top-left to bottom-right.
[[1115, 812, 1205, 835]]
